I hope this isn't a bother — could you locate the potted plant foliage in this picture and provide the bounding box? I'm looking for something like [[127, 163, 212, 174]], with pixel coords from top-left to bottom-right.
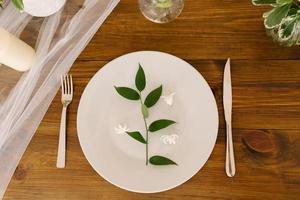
[[253, 0, 300, 46]]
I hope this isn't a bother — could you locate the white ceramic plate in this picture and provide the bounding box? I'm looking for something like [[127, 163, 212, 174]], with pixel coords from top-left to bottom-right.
[[77, 51, 218, 193]]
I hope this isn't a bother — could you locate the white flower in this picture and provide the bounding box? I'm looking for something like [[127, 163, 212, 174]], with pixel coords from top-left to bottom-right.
[[160, 134, 179, 145], [114, 124, 130, 135], [161, 92, 176, 106]]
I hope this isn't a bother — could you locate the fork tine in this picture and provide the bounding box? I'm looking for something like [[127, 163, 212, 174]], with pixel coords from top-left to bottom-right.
[[66, 75, 68, 94], [70, 75, 73, 95], [63, 75, 66, 94], [67, 74, 71, 94], [61, 75, 65, 94], [68, 74, 72, 94], [60, 76, 64, 94], [65, 75, 69, 94], [67, 75, 70, 94], [61, 74, 74, 95]]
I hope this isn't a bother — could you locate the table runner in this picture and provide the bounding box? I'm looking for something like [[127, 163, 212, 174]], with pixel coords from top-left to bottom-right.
[[0, 0, 119, 198]]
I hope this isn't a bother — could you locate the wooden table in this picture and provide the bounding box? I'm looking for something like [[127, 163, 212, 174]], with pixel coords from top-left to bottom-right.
[[4, 1, 300, 199]]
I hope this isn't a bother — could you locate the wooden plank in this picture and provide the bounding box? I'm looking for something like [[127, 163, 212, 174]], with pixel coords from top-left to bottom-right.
[[4, 127, 300, 199], [43, 60, 300, 130], [5, 59, 300, 199], [76, 0, 300, 61]]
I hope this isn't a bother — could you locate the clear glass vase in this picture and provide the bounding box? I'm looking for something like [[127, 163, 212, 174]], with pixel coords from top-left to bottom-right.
[[138, 0, 184, 23]]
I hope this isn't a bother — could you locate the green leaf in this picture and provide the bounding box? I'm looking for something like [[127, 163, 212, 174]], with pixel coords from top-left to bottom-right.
[[278, 16, 299, 40], [263, 9, 274, 18], [287, 8, 298, 16], [156, 0, 173, 8], [141, 104, 149, 118], [114, 86, 140, 100], [276, 0, 292, 5], [144, 85, 162, 108], [252, 0, 276, 5], [135, 64, 146, 92], [149, 155, 177, 166], [149, 119, 176, 132], [264, 3, 291, 28], [126, 131, 147, 144], [12, 0, 24, 11]]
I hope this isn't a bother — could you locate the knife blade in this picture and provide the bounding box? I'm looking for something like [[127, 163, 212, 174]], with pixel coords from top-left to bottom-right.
[[223, 58, 236, 177], [223, 58, 232, 124]]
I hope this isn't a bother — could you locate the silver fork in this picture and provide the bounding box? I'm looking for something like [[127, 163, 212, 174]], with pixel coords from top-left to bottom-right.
[[57, 74, 73, 168]]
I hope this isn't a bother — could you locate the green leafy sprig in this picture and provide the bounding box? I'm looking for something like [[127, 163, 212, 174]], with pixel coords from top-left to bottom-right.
[[114, 64, 177, 166], [252, 0, 300, 46]]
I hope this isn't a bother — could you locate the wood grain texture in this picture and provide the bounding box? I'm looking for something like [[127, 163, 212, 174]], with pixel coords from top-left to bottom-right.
[[3, 0, 300, 199], [78, 0, 300, 61]]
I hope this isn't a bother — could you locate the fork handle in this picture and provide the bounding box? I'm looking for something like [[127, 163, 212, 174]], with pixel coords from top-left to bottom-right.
[[57, 106, 67, 168], [226, 122, 236, 177]]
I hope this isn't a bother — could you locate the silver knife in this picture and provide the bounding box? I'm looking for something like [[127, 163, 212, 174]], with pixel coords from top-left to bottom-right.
[[223, 58, 236, 177]]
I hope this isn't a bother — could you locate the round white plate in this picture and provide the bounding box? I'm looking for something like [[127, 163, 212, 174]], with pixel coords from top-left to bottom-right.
[[77, 51, 218, 193]]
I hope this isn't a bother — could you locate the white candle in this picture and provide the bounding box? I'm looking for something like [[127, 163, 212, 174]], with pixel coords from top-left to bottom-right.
[[0, 27, 36, 72]]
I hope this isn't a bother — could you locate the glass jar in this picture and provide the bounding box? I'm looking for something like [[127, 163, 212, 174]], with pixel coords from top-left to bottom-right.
[[138, 0, 184, 23]]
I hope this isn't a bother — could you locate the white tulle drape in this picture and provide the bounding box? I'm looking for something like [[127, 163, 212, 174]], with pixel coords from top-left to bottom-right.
[[0, 0, 119, 198]]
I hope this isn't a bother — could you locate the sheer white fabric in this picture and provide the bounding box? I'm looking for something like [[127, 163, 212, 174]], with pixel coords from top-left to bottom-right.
[[0, 0, 119, 198]]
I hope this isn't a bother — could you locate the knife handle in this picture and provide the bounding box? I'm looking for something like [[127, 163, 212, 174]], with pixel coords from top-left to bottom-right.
[[226, 122, 236, 177]]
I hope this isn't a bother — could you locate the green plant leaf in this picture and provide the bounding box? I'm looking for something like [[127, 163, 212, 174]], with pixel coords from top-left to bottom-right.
[[278, 15, 299, 40], [141, 104, 149, 118], [149, 155, 177, 166], [297, 37, 300, 45], [144, 85, 162, 108], [252, 0, 276, 5], [156, 0, 173, 8], [263, 9, 274, 18], [276, 0, 292, 5], [126, 131, 147, 144], [264, 3, 291, 28], [12, 0, 24, 11], [114, 86, 140, 100], [287, 8, 298, 16], [149, 119, 176, 132], [135, 64, 146, 92]]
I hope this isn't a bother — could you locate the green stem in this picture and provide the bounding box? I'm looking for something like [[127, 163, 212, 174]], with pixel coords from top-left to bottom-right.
[[139, 92, 149, 165]]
